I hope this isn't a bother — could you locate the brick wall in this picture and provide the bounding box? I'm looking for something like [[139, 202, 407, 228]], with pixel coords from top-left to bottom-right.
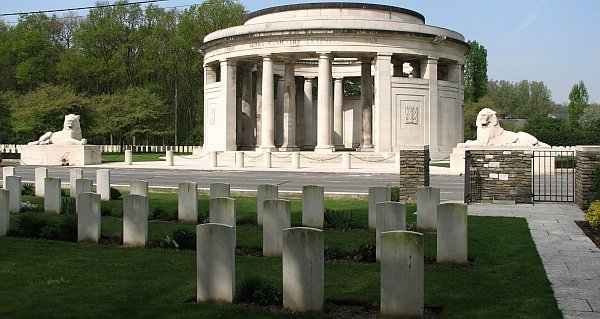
[[399, 146, 430, 202]]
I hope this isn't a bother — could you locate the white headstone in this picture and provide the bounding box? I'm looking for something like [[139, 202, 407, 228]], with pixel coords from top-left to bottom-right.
[[196, 223, 235, 304], [69, 168, 83, 198], [75, 178, 93, 198], [209, 197, 236, 227], [263, 199, 291, 257], [380, 231, 424, 318], [77, 192, 101, 242], [2, 166, 15, 189], [6, 176, 21, 213], [257, 184, 278, 225], [96, 169, 111, 201], [302, 185, 324, 228], [437, 202, 468, 264], [44, 177, 62, 214], [130, 180, 148, 197], [124, 150, 133, 165], [368, 186, 390, 229], [210, 183, 230, 199], [0, 189, 9, 236], [123, 194, 149, 247], [178, 182, 198, 223], [34, 167, 48, 197], [376, 201, 406, 261], [283, 227, 324, 312], [416, 187, 440, 232]]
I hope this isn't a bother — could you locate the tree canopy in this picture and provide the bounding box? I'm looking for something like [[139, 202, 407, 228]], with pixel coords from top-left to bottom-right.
[[568, 80, 589, 126], [464, 40, 488, 103]]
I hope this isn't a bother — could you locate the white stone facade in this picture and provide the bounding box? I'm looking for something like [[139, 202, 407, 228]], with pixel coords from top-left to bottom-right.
[[200, 3, 468, 159]]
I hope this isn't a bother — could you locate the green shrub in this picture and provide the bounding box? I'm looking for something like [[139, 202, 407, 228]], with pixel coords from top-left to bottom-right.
[[101, 206, 112, 216], [58, 215, 77, 242], [236, 275, 281, 306], [172, 228, 195, 250], [17, 213, 53, 238], [150, 207, 176, 221], [324, 208, 357, 230], [39, 225, 58, 240], [596, 166, 600, 200], [585, 200, 600, 230], [60, 188, 69, 197], [21, 201, 40, 212], [21, 183, 35, 196], [390, 186, 401, 202], [61, 197, 76, 215], [352, 243, 376, 263], [324, 246, 346, 260], [110, 187, 122, 200], [236, 216, 256, 226]]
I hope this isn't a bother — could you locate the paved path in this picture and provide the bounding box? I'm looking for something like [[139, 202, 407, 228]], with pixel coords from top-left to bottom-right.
[[469, 203, 600, 319]]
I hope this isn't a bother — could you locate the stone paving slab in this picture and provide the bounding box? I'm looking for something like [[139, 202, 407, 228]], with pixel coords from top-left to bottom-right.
[[469, 203, 600, 319]]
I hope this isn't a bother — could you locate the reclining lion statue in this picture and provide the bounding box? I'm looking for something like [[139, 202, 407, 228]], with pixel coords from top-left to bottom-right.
[[457, 108, 549, 148], [28, 114, 88, 145]]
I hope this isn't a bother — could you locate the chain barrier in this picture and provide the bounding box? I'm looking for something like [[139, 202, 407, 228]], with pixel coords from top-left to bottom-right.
[[299, 154, 343, 162], [243, 152, 264, 159], [270, 153, 292, 159], [176, 152, 209, 160], [350, 153, 394, 163]]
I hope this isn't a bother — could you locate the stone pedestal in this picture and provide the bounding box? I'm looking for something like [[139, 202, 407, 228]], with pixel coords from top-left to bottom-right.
[[416, 186, 440, 232], [123, 194, 149, 247], [20, 145, 101, 166], [283, 227, 324, 312], [96, 169, 111, 201], [34, 167, 48, 197], [437, 203, 468, 264], [209, 197, 236, 227], [69, 168, 83, 198], [257, 184, 278, 225], [263, 199, 291, 257], [210, 183, 230, 198], [178, 182, 198, 223], [376, 201, 406, 261], [44, 178, 61, 214], [302, 185, 324, 228], [6, 176, 21, 213], [368, 186, 391, 229], [0, 189, 8, 236], [77, 192, 101, 242], [197, 223, 235, 304]]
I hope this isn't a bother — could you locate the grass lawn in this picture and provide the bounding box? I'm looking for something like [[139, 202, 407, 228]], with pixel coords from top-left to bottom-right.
[[101, 152, 191, 163], [0, 194, 561, 319]]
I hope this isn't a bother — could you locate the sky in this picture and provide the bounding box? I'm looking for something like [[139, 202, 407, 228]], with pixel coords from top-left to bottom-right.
[[1, 0, 599, 104]]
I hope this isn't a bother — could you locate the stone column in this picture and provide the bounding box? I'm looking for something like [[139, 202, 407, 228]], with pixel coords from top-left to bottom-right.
[[275, 75, 285, 147], [283, 227, 324, 312], [302, 185, 324, 228], [34, 167, 47, 197], [374, 53, 392, 152], [196, 223, 235, 304], [576, 146, 600, 208], [399, 146, 430, 203], [77, 192, 101, 242], [255, 65, 263, 147], [220, 58, 237, 151], [368, 186, 391, 229], [303, 77, 315, 149], [424, 57, 439, 154], [123, 194, 149, 247], [69, 168, 83, 198], [44, 178, 61, 214], [376, 201, 406, 261], [6, 176, 21, 213], [449, 63, 464, 144], [263, 199, 291, 257], [437, 203, 468, 265], [96, 169, 111, 201], [209, 182, 230, 199], [416, 186, 440, 232], [333, 77, 344, 149], [257, 184, 278, 225], [380, 231, 424, 318], [295, 76, 305, 147], [240, 64, 255, 150], [281, 60, 299, 151], [178, 182, 198, 223], [209, 197, 236, 227], [258, 56, 276, 151], [360, 58, 373, 149], [315, 52, 334, 152], [0, 189, 8, 236]]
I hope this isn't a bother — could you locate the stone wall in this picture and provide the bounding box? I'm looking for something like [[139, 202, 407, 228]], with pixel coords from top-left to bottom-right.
[[398, 146, 429, 202], [576, 146, 600, 208], [467, 149, 532, 204]]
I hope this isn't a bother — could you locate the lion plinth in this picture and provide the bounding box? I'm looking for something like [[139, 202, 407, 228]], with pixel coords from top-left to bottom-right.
[[457, 108, 549, 148], [28, 114, 88, 145]]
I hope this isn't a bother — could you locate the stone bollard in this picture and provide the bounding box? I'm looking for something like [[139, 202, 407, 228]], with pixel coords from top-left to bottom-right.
[[178, 182, 198, 223], [77, 192, 101, 242], [235, 152, 244, 168], [44, 178, 62, 214], [209, 151, 218, 167], [209, 197, 236, 227], [2, 166, 15, 189], [283, 227, 324, 312], [437, 203, 468, 265], [125, 150, 133, 165], [342, 152, 351, 169], [166, 150, 174, 166], [263, 150, 272, 168], [368, 186, 391, 229], [209, 182, 230, 199], [0, 189, 9, 236], [416, 186, 441, 232], [6, 176, 21, 213], [96, 169, 111, 201], [292, 152, 300, 169], [257, 184, 278, 226], [263, 199, 291, 257], [197, 223, 235, 304], [69, 168, 83, 198], [123, 194, 149, 247], [376, 201, 406, 261], [130, 180, 148, 197], [34, 167, 48, 197], [302, 185, 324, 228], [380, 231, 424, 318]]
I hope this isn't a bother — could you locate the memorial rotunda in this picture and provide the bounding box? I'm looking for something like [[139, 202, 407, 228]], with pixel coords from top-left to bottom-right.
[[200, 2, 469, 160]]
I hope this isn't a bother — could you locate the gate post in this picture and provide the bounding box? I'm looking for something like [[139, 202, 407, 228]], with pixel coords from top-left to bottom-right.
[[576, 146, 600, 208], [398, 145, 429, 203]]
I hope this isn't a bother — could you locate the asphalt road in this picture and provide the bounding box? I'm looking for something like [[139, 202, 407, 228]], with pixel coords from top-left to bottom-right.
[[4, 166, 465, 201]]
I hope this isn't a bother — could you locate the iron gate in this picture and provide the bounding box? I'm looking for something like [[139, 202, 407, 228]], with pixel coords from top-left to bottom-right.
[[464, 151, 482, 203], [532, 150, 575, 202]]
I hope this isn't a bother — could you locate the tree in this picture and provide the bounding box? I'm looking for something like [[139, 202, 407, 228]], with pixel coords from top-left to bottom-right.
[[487, 80, 553, 119], [568, 80, 589, 126], [464, 40, 488, 103], [524, 114, 571, 146]]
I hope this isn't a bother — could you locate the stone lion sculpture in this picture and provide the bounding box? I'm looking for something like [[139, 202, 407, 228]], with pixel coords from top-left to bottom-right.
[[28, 114, 87, 145], [457, 108, 549, 148]]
